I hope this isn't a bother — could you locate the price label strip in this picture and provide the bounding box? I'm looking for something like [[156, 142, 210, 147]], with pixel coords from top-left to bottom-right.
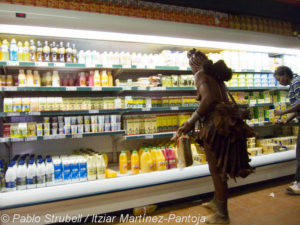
[[145, 134, 154, 139], [26, 136, 38, 141], [7, 61, 19, 66], [92, 87, 102, 91], [4, 87, 17, 91], [72, 134, 83, 139], [66, 87, 77, 91], [35, 62, 48, 67], [54, 62, 66, 67], [29, 112, 41, 116]]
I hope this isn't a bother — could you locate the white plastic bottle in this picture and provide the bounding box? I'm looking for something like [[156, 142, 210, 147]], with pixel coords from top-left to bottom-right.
[[45, 156, 54, 187], [62, 157, 71, 184], [96, 155, 106, 179], [52, 71, 60, 87], [5, 162, 17, 191], [78, 156, 87, 182], [26, 158, 37, 189], [16, 159, 27, 190], [52, 156, 63, 184], [36, 157, 46, 188], [71, 156, 80, 183]]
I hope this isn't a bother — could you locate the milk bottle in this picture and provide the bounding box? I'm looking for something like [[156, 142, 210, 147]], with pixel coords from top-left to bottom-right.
[[5, 162, 17, 191], [45, 156, 54, 186], [16, 159, 27, 190], [36, 157, 46, 188], [96, 154, 106, 179], [78, 156, 87, 182], [62, 157, 71, 184], [26, 158, 37, 189], [52, 156, 63, 184], [87, 155, 96, 181], [71, 156, 80, 183]]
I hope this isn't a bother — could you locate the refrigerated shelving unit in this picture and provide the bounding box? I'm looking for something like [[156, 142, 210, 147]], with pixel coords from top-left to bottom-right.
[[0, 3, 300, 225]]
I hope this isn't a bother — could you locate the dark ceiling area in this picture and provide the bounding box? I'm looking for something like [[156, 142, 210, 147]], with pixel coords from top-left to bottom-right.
[[143, 0, 300, 25]]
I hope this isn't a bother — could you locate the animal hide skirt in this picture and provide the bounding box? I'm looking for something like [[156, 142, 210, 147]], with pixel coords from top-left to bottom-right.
[[197, 103, 257, 180]]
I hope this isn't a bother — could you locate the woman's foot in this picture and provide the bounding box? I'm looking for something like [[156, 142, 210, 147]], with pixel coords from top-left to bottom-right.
[[205, 213, 230, 224], [202, 199, 218, 212]]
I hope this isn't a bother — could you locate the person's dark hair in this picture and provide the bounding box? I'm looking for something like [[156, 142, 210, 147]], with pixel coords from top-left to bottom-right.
[[188, 48, 232, 82], [274, 66, 293, 79]]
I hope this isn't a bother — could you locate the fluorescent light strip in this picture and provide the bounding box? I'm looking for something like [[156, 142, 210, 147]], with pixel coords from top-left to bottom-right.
[[0, 24, 299, 55]]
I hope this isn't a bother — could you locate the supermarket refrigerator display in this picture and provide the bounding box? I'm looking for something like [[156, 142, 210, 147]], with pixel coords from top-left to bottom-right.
[[0, 3, 300, 225]]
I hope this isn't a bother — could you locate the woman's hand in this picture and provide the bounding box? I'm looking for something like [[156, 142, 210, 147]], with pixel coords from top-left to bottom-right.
[[171, 122, 194, 141]]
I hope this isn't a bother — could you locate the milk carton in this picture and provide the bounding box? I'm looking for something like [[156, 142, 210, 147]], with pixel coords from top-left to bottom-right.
[[52, 156, 63, 184], [79, 156, 87, 182], [70, 156, 80, 183]]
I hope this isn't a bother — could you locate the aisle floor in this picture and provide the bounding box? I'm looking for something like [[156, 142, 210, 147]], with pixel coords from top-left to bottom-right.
[[86, 177, 300, 225]]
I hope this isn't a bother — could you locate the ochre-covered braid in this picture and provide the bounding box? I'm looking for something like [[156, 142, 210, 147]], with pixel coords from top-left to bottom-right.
[[188, 48, 208, 68]]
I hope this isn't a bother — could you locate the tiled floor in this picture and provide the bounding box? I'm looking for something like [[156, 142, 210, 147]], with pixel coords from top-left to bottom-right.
[[85, 177, 300, 225]]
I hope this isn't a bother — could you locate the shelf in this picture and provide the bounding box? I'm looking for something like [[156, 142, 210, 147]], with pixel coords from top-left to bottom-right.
[[0, 150, 295, 209], [232, 69, 273, 73], [124, 131, 176, 140], [0, 131, 126, 143], [0, 86, 288, 92], [0, 86, 123, 92], [0, 61, 192, 71]]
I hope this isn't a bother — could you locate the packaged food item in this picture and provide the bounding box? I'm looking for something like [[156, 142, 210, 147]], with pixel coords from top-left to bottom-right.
[[3, 123, 11, 137], [27, 122, 36, 137], [13, 98, 22, 112], [4, 98, 13, 113]]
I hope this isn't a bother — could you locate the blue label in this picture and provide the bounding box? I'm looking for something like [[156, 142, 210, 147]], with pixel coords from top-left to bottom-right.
[[54, 163, 62, 180], [6, 181, 16, 188], [63, 164, 71, 181], [80, 163, 87, 179], [71, 163, 79, 179]]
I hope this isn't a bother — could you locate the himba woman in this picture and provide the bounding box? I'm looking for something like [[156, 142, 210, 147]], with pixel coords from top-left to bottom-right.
[[172, 49, 256, 224]]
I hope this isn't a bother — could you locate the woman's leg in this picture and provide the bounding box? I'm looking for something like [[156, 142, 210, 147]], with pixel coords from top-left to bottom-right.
[[205, 149, 228, 201], [204, 148, 229, 224]]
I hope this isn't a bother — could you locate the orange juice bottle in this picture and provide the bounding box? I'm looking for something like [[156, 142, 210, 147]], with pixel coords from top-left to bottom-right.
[[18, 69, 26, 87], [0, 40, 2, 60], [26, 70, 34, 86], [140, 149, 153, 173], [150, 148, 157, 171], [155, 148, 167, 171], [94, 70, 100, 86], [101, 152, 108, 167], [119, 150, 128, 174], [126, 150, 131, 170], [107, 70, 113, 86], [131, 150, 139, 175], [33, 70, 41, 87], [101, 70, 109, 87]]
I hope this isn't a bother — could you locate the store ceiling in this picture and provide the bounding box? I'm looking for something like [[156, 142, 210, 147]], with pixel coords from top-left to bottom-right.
[[143, 0, 300, 24]]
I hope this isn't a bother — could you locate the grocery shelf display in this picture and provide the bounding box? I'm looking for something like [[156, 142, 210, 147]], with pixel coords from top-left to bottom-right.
[[0, 3, 300, 224]]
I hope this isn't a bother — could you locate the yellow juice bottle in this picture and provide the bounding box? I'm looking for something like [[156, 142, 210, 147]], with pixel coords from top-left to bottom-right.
[[26, 70, 34, 87], [101, 152, 108, 167], [94, 70, 100, 86], [0, 40, 2, 60], [140, 149, 153, 173], [23, 41, 30, 62], [101, 70, 109, 87], [131, 150, 140, 175], [119, 150, 128, 174], [126, 150, 131, 170], [107, 70, 113, 86], [18, 69, 26, 87], [150, 148, 157, 171], [155, 149, 167, 171]]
